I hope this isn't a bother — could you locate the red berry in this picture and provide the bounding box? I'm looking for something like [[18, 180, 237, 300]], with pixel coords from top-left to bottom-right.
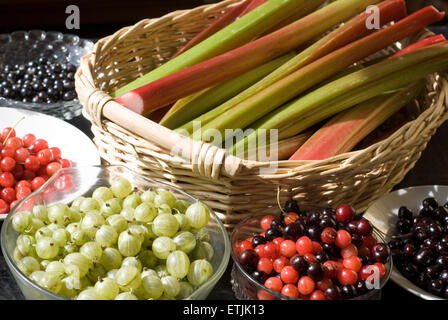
[[362, 234, 377, 248], [0, 172, 15, 188], [11, 165, 24, 179], [9, 200, 19, 210], [0, 199, 9, 214], [273, 257, 290, 274], [335, 230, 352, 248], [261, 215, 275, 231], [254, 245, 264, 258], [335, 204, 355, 223], [0, 157, 16, 172], [310, 290, 326, 300], [338, 268, 358, 285], [55, 174, 73, 190], [281, 284, 299, 298], [14, 148, 30, 163], [1, 127, 15, 142], [373, 262, 387, 279], [264, 277, 283, 292], [360, 264, 385, 282], [257, 290, 275, 300], [1, 147, 14, 158], [49, 147, 61, 160], [280, 240, 296, 257], [303, 253, 316, 263], [341, 244, 358, 258], [16, 186, 31, 201], [24, 156, 40, 172], [280, 266, 299, 284], [5, 137, 22, 150], [60, 159, 71, 168], [23, 170, 35, 180], [33, 139, 49, 153], [296, 236, 313, 255], [357, 219, 373, 236], [37, 149, 53, 166], [316, 278, 333, 291], [31, 177, 46, 191], [263, 242, 279, 260], [273, 237, 284, 247], [46, 162, 61, 176], [323, 260, 341, 279], [257, 258, 273, 275], [312, 241, 323, 254], [321, 227, 337, 244], [16, 180, 31, 190], [284, 212, 299, 225], [297, 276, 315, 295], [358, 245, 371, 258], [22, 134, 36, 148], [238, 240, 253, 254], [343, 256, 362, 272], [1, 187, 16, 203]]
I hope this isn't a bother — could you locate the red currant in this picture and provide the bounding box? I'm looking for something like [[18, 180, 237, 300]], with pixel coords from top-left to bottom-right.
[[257, 258, 273, 275], [31, 177, 46, 191], [60, 159, 71, 168], [273, 237, 284, 247], [263, 242, 279, 260], [257, 290, 274, 300], [264, 277, 283, 293], [338, 268, 358, 285], [49, 147, 61, 160], [280, 266, 299, 284], [343, 256, 362, 272], [0, 157, 16, 172], [11, 165, 24, 179], [1, 187, 16, 203], [22, 134, 36, 148], [254, 245, 264, 258], [373, 262, 387, 279], [312, 241, 323, 254], [9, 200, 19, 210], [341, 244, 358, 258], [16, 186, 31, 201], [261, 215, 275, 231], [23, 170, 35, 180], [281, 284, 299, 298], [24, 156, 40, 172], [238, 240, 253, 254], [335, 204, 355, 223], [5, 137, 22, 150], [335, 230, 352, 248], [273, 257, 290, 274], [0, 199, 9, 214], [321, 227, 337, 244], [14, 148, 30, 163], [310, 290, 326, 300], [284, 212, 299, 225], [1, 147, 15, 158], [0, 172, 15, 188], [33, 139, 49, 153], [1, 127, 15, 142], [37, 149, 53, 166], [296, 236, 313, 255], [280, 240, 296, 257], [46, 162, 61, 176], [297, 276, 315, 295], [316, 278, 333, 291], [16, 180, 31, 190]]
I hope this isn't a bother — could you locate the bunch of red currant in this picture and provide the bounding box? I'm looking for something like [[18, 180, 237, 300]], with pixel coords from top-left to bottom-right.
[[0, 127, 71, 214], [235, 201, 390, 300]]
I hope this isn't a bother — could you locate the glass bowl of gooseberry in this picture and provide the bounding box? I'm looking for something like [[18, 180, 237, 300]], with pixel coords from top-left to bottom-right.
[[230, 205, 392, 300], [0, 165, 230, 300]]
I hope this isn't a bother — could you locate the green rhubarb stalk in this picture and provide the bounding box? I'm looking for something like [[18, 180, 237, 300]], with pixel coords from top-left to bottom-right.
[[231, 42, 448, 154], [160, 53, 295, 129], [201, 5, 442, 142], [179, 0, 405, 136], [115, 0, 380, 115], [289, 82, 423, 160], [112, 0, 314, 98]]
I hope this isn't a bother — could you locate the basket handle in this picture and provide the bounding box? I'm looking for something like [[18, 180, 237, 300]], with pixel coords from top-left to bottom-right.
[[76, 54, 243, 179]]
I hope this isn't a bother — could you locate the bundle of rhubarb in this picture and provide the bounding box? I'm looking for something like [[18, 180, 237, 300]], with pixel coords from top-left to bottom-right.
[[111, 0, 447, 162]]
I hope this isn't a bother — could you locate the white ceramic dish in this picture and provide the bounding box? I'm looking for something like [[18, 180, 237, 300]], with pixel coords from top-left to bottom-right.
[[364, 185, 448, 300], [0, 107, 101, 219]]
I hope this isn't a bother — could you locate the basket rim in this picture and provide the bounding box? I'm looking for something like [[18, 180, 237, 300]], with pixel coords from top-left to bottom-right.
[[75, 0, 448, 178]]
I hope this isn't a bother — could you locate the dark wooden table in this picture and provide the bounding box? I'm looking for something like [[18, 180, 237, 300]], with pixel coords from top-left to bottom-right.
[[0, 0, 447, 300]]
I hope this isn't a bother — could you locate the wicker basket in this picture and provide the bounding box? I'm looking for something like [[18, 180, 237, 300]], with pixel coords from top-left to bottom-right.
[[75, 0, 448, 230]]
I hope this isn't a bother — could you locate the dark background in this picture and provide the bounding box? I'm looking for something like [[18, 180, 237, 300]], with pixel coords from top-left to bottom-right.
[[0, 0, 448, 301]]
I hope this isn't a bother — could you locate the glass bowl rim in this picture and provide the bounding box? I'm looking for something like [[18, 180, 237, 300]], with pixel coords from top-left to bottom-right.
[[1, 164, 231, 300], [230, 213, 393, 300]]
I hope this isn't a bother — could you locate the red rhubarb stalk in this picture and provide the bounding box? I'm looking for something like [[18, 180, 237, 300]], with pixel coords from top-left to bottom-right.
[[390, 34, 446, 58], [115, 0, 383, 115], [172, 1, 251, 58]]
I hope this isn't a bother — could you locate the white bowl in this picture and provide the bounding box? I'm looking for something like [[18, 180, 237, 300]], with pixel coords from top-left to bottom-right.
[[364, 185, 448, 300]]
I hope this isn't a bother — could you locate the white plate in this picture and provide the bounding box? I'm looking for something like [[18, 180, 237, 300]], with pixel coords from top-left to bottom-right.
[[0, 107, 101, 219], [364, 185, 448, 300]]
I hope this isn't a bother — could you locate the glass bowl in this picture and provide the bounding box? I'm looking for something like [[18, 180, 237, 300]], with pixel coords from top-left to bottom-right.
[[0, 30, 94, 120], [0, 165, 231, 300], [230, 215, 392, 300]]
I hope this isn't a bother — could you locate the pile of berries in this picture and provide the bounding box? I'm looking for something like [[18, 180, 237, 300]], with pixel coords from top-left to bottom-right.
[[389, 197, 448, 298], [235, 201, 390, 300], [0, 127, 71, 214], [0, 58, 77, 104]]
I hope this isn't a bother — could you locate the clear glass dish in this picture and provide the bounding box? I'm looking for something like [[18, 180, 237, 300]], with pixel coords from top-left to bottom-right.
[[0, 165, 231, 300], [230, 215, 392, 300], [0, 30, 94, 120]]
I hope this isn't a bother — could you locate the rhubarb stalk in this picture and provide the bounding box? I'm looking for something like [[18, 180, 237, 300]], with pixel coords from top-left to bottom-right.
[[113, 0, 317, 99], [289, 82, 423, 160], [231, 42, 448, 155], [114, 0, 380, 114], [238, 0, 269, 17], [201, 5, 443, 142], [178, 0, 402, 135], [160, 53, 295, 129]]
